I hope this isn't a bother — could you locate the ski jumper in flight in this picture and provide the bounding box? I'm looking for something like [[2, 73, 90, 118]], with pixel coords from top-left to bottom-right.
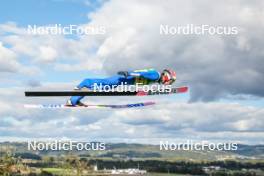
[[67, 68, 177, 106]]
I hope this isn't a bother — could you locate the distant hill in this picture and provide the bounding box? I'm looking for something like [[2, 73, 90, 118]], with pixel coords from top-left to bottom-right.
[[231, 144, 264, 157], [1, 142, 263, 161]]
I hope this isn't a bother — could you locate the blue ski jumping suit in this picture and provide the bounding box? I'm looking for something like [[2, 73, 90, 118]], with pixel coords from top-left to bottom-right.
[[70, 68, 160, 105]]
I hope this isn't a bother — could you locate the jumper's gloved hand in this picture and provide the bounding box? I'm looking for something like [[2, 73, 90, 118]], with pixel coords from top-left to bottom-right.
[[117, 71, 129, 78]]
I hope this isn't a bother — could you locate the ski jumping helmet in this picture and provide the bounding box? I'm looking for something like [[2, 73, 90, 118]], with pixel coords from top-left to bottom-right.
[[161, 69, 176, 85]]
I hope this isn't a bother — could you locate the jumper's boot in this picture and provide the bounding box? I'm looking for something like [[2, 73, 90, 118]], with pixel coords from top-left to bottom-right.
[[65, 99, 88, 107], [65, 99, 74, 106]]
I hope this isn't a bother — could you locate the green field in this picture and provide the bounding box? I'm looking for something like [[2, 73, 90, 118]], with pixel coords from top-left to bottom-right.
[[147, 174, 188, 176], [42, 168, 66, 175]]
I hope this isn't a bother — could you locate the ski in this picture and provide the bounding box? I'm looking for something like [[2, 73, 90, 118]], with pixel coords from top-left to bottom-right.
[[24, 101, 156, 109], [25, 86, 188, 97], [137, 86, 188, 96]]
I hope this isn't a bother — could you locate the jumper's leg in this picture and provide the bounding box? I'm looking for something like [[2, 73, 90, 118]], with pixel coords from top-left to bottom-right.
[[67, 79, 92, 106]]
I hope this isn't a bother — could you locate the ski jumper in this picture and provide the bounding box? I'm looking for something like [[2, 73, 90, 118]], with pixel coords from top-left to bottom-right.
[[70, 69, 160, 105]]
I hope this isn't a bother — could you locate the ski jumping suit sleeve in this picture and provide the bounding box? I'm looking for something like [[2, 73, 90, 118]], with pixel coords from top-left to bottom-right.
[[128, 69, 160, 82], [70, 69, 160, 105]]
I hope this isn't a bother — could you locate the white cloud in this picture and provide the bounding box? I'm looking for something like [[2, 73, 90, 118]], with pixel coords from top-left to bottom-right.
[[0, 0, 264, 144], [0, 42, 20, 72], [0, 86, 263, 144], [1, 1, 264, 100], [38, 46, 58, 62], [86, 0, 264, 101], [0, 39, 40, 75]]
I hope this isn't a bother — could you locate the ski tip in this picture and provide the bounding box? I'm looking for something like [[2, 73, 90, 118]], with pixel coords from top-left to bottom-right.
[[177, 86, 188, 93]]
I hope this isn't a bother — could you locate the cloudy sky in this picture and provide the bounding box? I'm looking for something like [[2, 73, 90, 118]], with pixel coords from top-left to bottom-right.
[[0, 0, 264, 144]]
